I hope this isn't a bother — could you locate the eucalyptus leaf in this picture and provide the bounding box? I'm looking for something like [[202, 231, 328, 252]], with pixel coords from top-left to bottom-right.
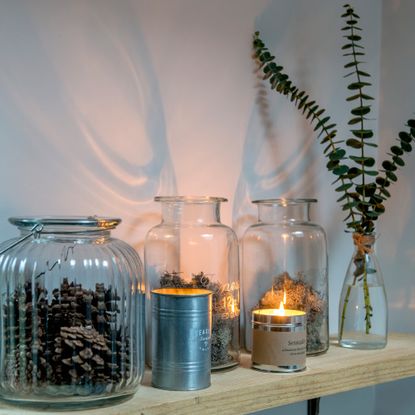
[[333, 165, 349, 175], [379, 187, 391, 197], [348, 81, 372, 90], [401, 141, 412, 152], [329, 149, 346, 160], [346, 94, 360, 101], [376, 177, 390, 187], [399, 131, 412, 143], [382, 160, 397, 171], [335, 183, 353, 192], [393, 156, 405, 167], [346, 138, 363, 148], [351, 106, 371, 116], [385, 171, 398, 182], [348, 117, 362, 125], [391, 145, 404, 156], [350, 129, 373, 138]]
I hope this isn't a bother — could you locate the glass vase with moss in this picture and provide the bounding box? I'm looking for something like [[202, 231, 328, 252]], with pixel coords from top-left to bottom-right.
[[144, 196, 240, 371], [242, 198, 329, 355]]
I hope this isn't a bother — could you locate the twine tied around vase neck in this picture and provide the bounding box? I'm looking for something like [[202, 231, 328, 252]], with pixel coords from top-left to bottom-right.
[[352, 233, 375, 255]]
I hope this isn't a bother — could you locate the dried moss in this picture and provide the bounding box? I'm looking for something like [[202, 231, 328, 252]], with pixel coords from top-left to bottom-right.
[[258, 272, 326, 353], [159, 271, 239, 368]]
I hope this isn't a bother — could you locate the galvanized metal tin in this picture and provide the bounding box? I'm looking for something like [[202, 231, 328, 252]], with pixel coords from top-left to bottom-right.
[[151, 288, 212, 390]]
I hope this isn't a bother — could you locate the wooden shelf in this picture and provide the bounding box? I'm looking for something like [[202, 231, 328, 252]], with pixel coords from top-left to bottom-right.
[[1, 332, 415, 414]]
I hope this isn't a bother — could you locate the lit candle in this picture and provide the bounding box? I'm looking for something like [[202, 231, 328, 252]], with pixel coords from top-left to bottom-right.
[[251, 300, 306, 373]]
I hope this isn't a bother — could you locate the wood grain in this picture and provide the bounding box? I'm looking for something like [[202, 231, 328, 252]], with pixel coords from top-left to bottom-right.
[[1, 333, 414, 414]]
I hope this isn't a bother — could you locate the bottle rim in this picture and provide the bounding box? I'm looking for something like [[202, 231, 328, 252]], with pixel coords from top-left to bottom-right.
[[252, 198, 317, 206], [9, 216, 121, 230], [154, 196, 228, 203]]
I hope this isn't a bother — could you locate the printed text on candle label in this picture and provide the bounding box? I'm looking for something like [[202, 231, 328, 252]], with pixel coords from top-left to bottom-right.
[[252, 330, 306, 367]]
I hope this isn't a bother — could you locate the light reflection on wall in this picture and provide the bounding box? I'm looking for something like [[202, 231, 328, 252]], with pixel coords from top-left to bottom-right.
[[0, 0, 177, 255]]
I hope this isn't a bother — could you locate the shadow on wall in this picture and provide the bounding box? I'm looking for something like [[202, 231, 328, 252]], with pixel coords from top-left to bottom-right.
[[232, 67, 318, 239], [377, 0, 415, 333], [232, 0, 327, 240], [233, 0, 369, 246], [0, 0, 176, 251]]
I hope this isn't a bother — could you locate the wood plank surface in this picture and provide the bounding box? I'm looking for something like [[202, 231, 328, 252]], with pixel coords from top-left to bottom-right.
[[1, 333, 414, 414]]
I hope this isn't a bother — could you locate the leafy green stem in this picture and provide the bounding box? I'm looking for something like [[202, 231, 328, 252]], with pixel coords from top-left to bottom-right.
[[362, 261, 372, 334], [253, 33, 359, 230], [339, 285, 351, 339]]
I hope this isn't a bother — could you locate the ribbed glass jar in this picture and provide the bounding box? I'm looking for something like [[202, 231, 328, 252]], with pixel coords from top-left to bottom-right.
[[242, 199, 329, 355], [0, 216, 144, 409], [145, 196, 240, 371]]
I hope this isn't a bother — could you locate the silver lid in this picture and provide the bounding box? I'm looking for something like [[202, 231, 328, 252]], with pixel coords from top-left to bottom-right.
[[154, 196, 227, 203], [9, 216, 121, 230], [252, 308, 306, 326], [252, 198, 317, 206]]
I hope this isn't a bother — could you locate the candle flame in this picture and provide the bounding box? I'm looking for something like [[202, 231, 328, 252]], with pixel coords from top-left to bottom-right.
[[271, 290, 287, 316], [274, 300, 285, 316]]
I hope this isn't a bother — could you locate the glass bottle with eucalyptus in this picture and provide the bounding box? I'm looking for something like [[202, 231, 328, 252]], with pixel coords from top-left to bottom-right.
[[338, 233, 387, 349]]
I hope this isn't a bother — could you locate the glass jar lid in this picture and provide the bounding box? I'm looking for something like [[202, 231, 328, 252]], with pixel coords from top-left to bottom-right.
[[9, 216, 121, 231], [154, 196, 228, 203], [252, 198, 317, 206]]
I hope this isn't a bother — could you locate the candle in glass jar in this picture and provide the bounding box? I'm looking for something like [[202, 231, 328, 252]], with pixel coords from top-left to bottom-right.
[[251, 301, 306, 373]]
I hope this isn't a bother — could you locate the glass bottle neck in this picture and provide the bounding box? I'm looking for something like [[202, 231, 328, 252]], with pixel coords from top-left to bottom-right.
[[160, 202, 221, 225], [352, 233, 376, 255], [256, 201, 311, 223]]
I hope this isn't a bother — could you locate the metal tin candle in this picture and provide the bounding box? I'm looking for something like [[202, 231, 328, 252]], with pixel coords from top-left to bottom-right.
[[252, 302, 306, 373], [151, 288, 212, 391]]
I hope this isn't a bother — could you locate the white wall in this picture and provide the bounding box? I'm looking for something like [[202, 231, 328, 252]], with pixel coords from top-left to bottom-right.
[[374, 1, 415, 414], [0, 1, 413, 414]]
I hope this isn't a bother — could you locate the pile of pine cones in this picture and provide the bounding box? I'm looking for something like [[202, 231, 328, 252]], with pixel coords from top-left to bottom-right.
[[3, 278, 130, 393]]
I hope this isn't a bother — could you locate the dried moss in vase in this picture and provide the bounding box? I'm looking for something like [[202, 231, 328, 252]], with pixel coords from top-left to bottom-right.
[[159, 271, 239, 368], [3, 278, 130, 395], [258, 272, 326, 353]]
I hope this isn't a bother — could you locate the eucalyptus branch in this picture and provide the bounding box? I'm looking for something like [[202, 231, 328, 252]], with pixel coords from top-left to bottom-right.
[[375, 120, 415, 200], [253, 5, 415, 236], [253, 33, 359, 230]]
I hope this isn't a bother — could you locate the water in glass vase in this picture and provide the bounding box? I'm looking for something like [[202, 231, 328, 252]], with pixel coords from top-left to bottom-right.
[[339, 284, 387, 349]]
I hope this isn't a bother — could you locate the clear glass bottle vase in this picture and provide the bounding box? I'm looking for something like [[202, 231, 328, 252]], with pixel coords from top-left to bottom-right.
[[144, 196, 240, 371], [338, 233, 388, 349], [242, 198, 329, 355]]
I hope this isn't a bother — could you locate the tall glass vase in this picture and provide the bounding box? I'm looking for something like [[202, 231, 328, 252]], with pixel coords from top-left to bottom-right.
[[338, 233, 388, 349], [242, 198, 329, 355], [144, 196, 240, 371]]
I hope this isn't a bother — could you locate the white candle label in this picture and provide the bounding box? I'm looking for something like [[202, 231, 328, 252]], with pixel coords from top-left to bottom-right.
[[252, 330, 306, 367]]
